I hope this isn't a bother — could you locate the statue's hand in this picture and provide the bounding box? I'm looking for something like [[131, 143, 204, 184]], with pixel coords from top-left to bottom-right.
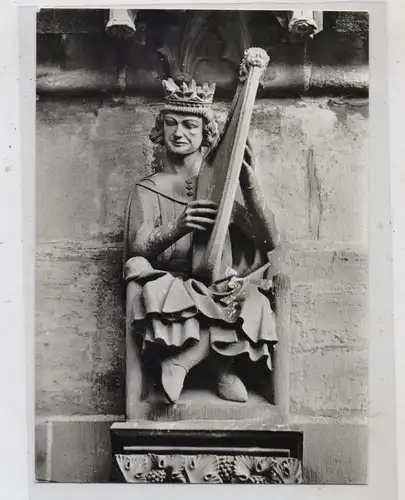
[[239, 139, 257, 190], [176, 200, 218, 233]]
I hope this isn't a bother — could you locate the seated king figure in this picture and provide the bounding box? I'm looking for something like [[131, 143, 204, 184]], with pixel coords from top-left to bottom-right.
[[123, 77, 280, 405]]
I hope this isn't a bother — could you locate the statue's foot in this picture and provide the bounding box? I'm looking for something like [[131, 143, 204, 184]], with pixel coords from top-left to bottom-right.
[[217, 373, 248, 403], [161, 361, 187, 404]]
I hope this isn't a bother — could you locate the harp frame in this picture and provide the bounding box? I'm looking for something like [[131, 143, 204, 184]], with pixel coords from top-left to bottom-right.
[[192, 47, 270, 284]]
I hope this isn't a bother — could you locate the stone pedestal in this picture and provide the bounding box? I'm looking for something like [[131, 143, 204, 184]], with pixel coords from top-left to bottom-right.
[[111, 265, 300, 484], [110, 420, 303, 484]]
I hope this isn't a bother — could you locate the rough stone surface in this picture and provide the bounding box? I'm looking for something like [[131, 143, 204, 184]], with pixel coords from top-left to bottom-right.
[[249, 100, 368, 244], [290, 348, 368, 418], [36, 98, 368, 245], [302, 422, 368, 484], [36, 101, 157, 242], [291, 281, 368, 351], [35, 422, 49, 481], [36, 96, 369, 483], [36, 245, 125, 416], [49, 420, 113, 482]]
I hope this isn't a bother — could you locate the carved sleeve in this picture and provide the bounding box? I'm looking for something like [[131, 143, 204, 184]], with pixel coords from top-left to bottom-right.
[[239, 176, 279, 253], [127, 184, 184, 260]]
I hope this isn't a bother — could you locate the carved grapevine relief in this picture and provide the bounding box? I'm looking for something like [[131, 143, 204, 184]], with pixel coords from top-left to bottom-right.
[[115, 454, 303, 484]]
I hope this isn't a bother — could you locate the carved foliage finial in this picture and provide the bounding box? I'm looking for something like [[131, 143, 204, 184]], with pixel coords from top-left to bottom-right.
[[239, 47, 270, 82], [243, 47, 270, 69]]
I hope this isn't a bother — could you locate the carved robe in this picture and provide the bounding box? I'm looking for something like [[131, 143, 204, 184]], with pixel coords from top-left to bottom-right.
[[123, 172, 277, 371]]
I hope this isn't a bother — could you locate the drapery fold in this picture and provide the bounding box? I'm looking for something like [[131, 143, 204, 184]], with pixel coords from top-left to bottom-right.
[[124, 174, 278, 372], [126, 256, 277, 370]]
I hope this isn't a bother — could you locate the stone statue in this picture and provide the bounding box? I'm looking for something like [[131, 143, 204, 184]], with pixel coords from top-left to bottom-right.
[[123, 76, 279, 405]]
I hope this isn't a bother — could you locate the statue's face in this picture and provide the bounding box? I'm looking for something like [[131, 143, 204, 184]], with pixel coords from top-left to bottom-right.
[[163, 112, 203, 155]]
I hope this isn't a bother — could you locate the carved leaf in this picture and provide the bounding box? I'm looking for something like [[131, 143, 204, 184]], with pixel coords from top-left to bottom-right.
[[150, 453, 168, 469], [255, 456, 278, 475], [268, 458, 303, 484], [234, 455, 255, 482], [189, 79, 197, 94], [115, 454, 151, 483], [184, 455, 222, 483], [163, 77, 179, 94], [281, 458, 303, 484], [165, 454, 187, 483]]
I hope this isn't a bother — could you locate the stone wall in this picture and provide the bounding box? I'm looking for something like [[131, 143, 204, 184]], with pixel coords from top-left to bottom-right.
[[35, 96, 368, 484]]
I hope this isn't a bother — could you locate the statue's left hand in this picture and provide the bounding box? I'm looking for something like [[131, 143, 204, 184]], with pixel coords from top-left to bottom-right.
[[239, 139, 257, 189]]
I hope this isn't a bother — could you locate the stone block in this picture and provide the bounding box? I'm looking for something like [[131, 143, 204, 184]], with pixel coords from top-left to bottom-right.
[[272, 245, 368, 285], [36, 326, 94, 415], [308, 22, 368, 94], [249, 98, 368, 244], [310, 111, 368, 244], [36, 100, 157, 242], [49, 420, 114, 482], [310, 64, 368, 95], [41, 418, 367, 484], [35, 422, 49, 481], [300, 422, 368, 484], [36, 243, 125, 415], [36, 98, 368, 247], [36, 325, 125, 416], [36, 244, 124, 332], [291, 281, 368, 352], [290, 348, 368, 418]]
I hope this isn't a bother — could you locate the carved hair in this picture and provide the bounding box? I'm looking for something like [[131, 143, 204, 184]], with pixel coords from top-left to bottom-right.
[[149, 110, 219, 148]]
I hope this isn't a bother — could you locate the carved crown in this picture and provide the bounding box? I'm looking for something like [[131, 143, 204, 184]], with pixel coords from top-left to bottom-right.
[[162, 78, 216, 107]]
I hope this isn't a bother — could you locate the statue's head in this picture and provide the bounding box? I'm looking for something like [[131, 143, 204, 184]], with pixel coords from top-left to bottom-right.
[[150, 78, 219, 153]]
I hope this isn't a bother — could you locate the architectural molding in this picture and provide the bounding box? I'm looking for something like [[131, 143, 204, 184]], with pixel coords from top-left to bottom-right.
[[114, 453, 303, 484], [36, 10, 368, 96]]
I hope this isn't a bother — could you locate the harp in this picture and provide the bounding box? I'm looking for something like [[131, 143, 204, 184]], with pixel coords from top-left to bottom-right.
[[192, 47, 270, 283]]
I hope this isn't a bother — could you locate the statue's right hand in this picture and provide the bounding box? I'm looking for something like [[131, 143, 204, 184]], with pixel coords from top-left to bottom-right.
[[176, 200, 218, 233]]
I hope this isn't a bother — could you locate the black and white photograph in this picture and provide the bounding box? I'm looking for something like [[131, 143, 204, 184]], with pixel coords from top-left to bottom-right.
[[34, 7, 370, 485]]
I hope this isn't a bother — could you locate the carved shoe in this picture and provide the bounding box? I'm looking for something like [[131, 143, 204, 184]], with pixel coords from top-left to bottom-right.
[[217, 373, 248, 403], [161, 361, 187, 404]]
